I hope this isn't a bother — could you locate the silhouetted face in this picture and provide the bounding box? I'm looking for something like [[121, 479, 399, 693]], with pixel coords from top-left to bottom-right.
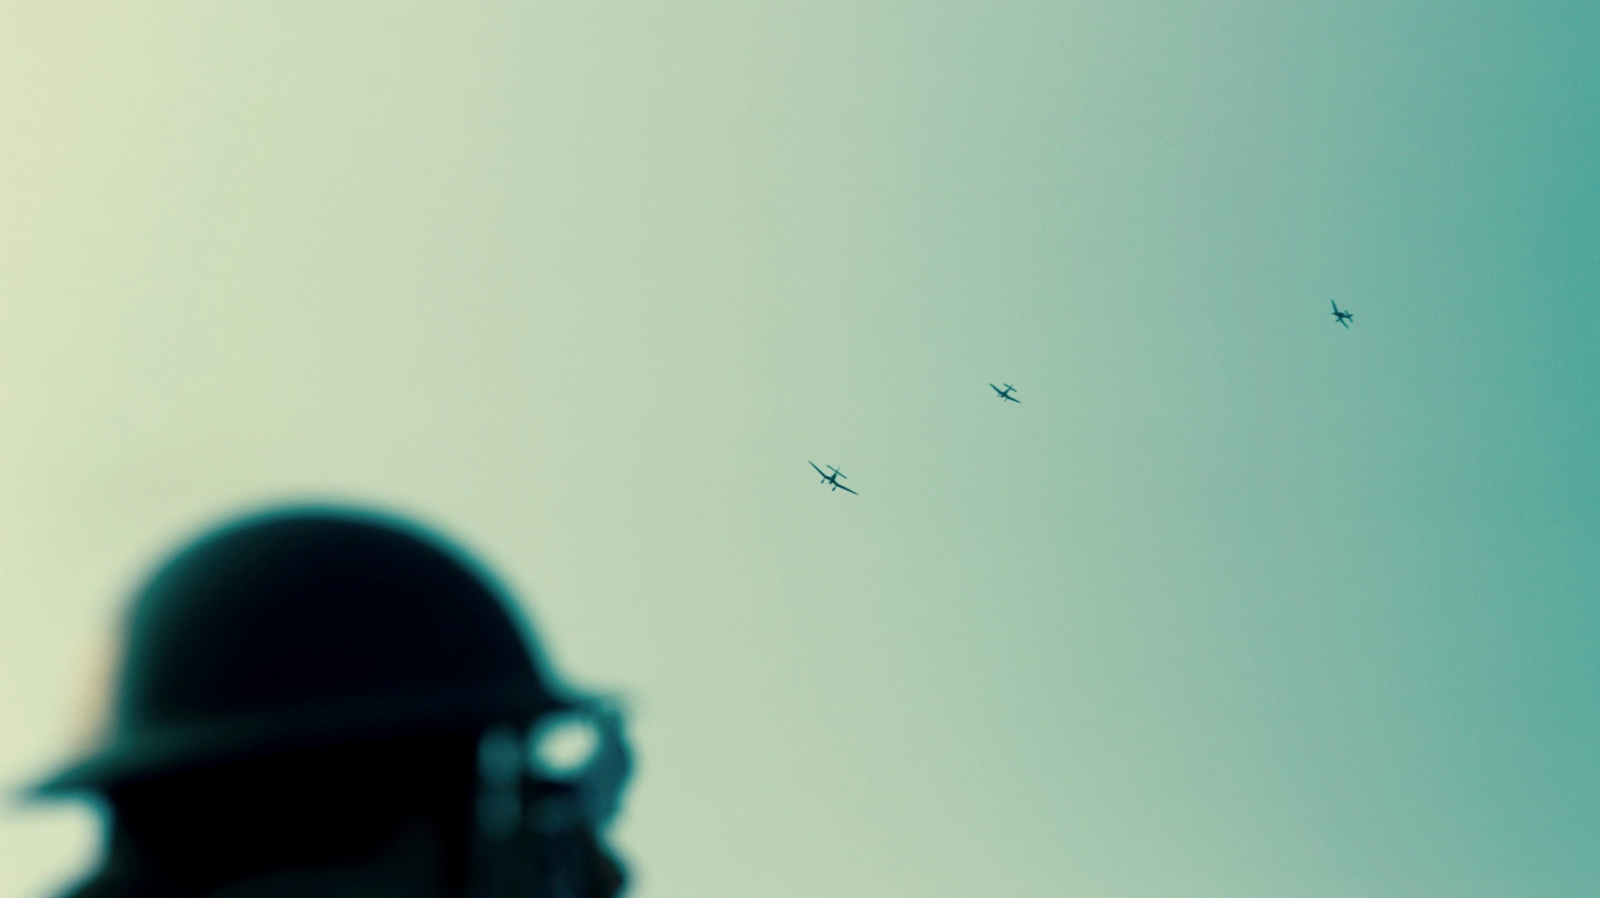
[[101, 735, 628, 898], [181, 822, 628, 898]]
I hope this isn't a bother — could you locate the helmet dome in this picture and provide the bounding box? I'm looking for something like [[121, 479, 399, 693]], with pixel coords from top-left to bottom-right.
[[34, 506, 572, 795]]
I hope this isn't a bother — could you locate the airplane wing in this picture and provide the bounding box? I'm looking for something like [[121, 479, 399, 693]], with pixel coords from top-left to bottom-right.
[[1339, 318, 1349, 328], [1006, 394, 1021, 402], [1331, 300, 1339, 313], [808, 461, 827, 477], [835, 483, 858, 495]]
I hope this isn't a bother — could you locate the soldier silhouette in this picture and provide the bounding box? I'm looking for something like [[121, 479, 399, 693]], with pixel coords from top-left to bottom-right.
[[29, 507, 631, 898]]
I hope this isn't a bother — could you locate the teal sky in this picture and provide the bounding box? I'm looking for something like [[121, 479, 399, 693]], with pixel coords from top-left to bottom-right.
[[2, 3, 1597, 896]]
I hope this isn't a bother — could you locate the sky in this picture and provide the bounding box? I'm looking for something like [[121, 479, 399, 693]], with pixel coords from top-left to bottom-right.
[[1, 2, 1597, 896]]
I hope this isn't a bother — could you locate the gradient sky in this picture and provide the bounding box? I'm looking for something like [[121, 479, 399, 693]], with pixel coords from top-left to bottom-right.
[[2, 3, 1597, 897]]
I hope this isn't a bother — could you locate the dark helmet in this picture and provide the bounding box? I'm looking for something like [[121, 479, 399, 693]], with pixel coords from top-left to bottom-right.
[[33, 506, 581, 795]]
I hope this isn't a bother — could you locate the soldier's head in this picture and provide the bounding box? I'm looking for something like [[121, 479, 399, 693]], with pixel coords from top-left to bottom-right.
[[34, 507, 630, 898]]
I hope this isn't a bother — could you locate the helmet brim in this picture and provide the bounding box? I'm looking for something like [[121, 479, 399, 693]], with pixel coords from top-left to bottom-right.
[[26, 684, 575, 798]]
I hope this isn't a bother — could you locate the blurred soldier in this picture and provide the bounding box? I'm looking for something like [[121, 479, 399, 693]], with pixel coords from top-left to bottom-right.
[[29, 507, 631, 898]]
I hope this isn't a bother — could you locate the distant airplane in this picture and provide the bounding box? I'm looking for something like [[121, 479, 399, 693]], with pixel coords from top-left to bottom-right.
[[990, 383, 1020, 403], [1331, 300, 1353, 328], [808, 461, 858, 495]]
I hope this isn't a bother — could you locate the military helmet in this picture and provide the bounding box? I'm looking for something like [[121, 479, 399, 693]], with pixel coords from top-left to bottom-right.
[[33, 506, 578, 795]]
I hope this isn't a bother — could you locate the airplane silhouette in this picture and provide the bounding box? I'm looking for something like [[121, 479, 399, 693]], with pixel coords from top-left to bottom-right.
[[990, 383, 1020, 403], [1331, 301, 1353, 328], [808, 461, 858, 495]]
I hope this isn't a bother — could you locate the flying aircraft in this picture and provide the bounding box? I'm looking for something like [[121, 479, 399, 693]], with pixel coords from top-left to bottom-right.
[[990, 383, 1020, 403], [1331, 301, 1353, 328], [808, 461, 858, 495]]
